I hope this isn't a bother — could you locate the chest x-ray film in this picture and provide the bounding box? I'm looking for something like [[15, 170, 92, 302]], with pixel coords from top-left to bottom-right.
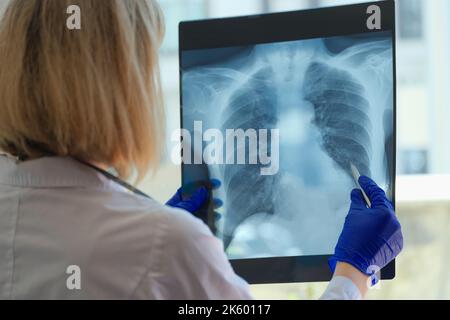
[[180, 1, 396, 283]]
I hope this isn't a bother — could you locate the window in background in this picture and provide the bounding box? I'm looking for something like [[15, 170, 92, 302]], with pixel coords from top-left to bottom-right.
[[396, 0, 429, 175], [268, 0, 315, 11], [207, 0, 263, 18], [159, 0, 206, 53], [398, 0, 423, 40]]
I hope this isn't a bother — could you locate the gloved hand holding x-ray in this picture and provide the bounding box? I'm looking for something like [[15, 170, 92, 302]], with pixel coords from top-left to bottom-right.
[[181, 32, 394, 260]]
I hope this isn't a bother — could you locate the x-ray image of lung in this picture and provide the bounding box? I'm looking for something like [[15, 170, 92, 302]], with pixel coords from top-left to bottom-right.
[[182, 31, 394, 260]]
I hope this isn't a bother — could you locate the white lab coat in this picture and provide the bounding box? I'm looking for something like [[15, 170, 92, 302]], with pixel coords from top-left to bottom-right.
[[0, 156, 360, 300]]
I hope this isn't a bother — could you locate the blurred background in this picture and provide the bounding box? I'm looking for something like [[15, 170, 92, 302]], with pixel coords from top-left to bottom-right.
[[144, 0, 450, 300]]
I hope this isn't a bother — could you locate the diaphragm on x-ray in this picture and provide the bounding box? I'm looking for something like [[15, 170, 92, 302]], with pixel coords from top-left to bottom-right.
[[182, 31, 394, 260]]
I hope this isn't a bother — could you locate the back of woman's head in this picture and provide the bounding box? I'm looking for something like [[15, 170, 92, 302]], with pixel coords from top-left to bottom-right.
[[0, 0, 165, 181]]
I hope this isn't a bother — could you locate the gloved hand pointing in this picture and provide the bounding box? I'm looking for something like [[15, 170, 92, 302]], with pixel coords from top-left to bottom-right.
[[329, 176, 403, 280]]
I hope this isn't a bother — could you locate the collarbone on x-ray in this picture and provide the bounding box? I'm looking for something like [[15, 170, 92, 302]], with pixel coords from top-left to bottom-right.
[[182, 33, 394, 259]]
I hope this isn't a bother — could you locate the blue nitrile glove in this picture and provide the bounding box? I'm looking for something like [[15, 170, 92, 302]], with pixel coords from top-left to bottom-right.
[[329, 176, 403, 280], [166, 186, 208, 214], [166, 179, 223, 215]]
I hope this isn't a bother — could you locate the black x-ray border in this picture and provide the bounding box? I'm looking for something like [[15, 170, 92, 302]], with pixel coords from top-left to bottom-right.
[[179, 0, 395, 50], [179, 0, 397, 284]]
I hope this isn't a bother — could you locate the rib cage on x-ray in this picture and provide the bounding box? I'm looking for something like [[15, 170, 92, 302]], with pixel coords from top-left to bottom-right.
[[220, 68, 280, 248], [182, 34, 393, 258], [303, 62, 372, 178]]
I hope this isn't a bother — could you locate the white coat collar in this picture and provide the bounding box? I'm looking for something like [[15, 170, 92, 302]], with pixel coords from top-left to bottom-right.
[[0, 155, 124, 191]]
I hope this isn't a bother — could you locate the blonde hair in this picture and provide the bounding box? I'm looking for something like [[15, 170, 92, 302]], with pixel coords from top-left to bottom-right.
[[0, 0, 165, 182]]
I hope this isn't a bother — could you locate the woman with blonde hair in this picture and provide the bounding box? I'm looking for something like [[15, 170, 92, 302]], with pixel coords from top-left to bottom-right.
[[0, 0, 402, 300]]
